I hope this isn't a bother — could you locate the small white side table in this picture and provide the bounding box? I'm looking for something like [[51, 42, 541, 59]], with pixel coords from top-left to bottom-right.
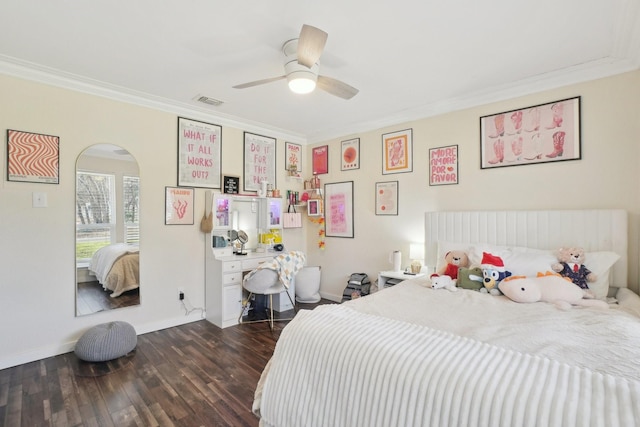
[[378, 270, 425, 289]]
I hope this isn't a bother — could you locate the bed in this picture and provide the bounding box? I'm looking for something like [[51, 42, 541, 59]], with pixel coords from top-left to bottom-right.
[[253, 210, 640, 427], [89, 243, 139, 298]]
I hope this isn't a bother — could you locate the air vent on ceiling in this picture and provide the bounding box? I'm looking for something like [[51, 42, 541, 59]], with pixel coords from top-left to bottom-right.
[[194, 95, 224, 106]]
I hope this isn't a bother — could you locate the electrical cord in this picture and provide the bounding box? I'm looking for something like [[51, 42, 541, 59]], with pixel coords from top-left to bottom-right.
[[180, 295, 205, 318]]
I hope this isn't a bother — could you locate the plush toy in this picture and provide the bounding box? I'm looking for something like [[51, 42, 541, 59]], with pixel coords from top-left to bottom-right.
[[436, 250, 470, 281], [457, 267, 484, 291], [551, 247, 596, 293], [498, 271, 608, 310], [429, 274, 458, 292], [479, 252, 511, 295]]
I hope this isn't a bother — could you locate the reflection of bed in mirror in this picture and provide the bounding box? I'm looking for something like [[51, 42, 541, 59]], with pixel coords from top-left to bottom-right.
[[89, 243, 140, 297], [75, 143, 140, 316]]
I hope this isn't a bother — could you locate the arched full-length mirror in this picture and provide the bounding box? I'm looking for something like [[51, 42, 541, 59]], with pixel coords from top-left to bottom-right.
[[75, 144, 140, 316]]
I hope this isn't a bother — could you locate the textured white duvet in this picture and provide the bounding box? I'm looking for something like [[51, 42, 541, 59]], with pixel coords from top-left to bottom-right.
[[254, 278, 640, 427]]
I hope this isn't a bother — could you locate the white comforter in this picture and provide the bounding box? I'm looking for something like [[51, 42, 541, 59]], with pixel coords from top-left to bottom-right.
[[254, 278, 640, 427]]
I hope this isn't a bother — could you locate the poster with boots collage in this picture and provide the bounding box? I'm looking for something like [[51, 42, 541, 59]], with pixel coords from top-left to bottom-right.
[[479, 96, 581, 169]]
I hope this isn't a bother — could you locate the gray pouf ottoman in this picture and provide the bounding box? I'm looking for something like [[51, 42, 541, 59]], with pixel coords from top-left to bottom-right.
[[75, 321, 137, 362]]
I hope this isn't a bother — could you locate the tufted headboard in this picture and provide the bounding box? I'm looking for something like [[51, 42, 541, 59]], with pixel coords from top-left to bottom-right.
[[425, 210, 628, 288]]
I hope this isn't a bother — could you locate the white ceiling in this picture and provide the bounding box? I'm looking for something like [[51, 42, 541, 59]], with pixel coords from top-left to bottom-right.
[[1, 1, 639, 143]]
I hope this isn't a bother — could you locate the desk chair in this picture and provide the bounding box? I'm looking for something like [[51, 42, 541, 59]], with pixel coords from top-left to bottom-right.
[[239, 251, 306, 330]]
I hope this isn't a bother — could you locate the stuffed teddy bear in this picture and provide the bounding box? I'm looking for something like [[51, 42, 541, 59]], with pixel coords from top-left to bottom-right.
[[479, 252, 511, 295], [551, 247, 596, 294], [498, 271, 608, 310], [436, 250, 469, 281], [429, 274, 458, 292], [456, 267, 484, 291]]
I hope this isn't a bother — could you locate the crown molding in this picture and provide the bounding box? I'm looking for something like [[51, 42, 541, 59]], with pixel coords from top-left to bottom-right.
[[305, 56, 639, 144], [0, 55, 308, 145]]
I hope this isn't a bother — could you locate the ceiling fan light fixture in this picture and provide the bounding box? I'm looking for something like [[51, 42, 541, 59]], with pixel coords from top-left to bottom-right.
[[287, 71, 317, 94]]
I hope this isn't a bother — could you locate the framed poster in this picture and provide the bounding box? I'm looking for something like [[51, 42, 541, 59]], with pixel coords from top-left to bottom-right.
[[222, 175, 240, 194], [285, 142, 302, 175], [382, 128, 413, 174], [7, 129, 59, 184], [307, 199, 322, 217], [312, 145, 329, 175], [429, 145, 459, 185], [165, 186, 194, 225], [375, 181, 398, 215], [480, 96, 581, 169], [177, 117, 222, 188], [341, 138, 360, 171], [324, 181, 354, 238], [244, 132, 276, 192]]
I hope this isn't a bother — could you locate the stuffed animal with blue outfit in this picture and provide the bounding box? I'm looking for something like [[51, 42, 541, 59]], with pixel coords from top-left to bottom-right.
[[479, 252, 511, 295], [551, 247, 596, 298]]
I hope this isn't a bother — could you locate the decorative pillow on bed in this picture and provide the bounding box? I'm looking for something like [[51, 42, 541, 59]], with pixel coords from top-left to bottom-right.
[[580, 251, 620, 300], [468, 244, 557, 278]]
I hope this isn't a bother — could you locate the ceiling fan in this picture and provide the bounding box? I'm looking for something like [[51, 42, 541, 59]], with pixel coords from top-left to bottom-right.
[[233, 24, 359, 100]]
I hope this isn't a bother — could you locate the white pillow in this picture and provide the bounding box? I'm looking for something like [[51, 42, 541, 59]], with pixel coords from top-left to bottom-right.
[[468, 244, 557, 278], [582, 251, 620, 300]]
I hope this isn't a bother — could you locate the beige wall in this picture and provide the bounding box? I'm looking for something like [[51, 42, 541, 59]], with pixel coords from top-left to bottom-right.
[[0, 74, 305, 369], [0, 69, 638, 369], [306, 71, 640, 300]]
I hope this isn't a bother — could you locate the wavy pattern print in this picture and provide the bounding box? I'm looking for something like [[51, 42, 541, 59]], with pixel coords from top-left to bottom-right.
[[7, 130, 59, 183]]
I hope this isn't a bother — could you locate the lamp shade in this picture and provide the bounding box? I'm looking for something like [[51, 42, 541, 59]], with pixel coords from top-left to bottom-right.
[[409, 243, 424, 261]]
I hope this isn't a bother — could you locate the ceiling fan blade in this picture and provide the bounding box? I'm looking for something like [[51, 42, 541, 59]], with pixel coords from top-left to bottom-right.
[[232, 75, 286, 89], [297, 24, 328, 68], [317, 75, 359, 100]]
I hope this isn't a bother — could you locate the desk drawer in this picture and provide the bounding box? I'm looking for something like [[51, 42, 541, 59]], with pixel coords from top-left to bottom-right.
[[242, 257, 272, 271], [223, 272, 242, 285], [223, 261, 242, 273]]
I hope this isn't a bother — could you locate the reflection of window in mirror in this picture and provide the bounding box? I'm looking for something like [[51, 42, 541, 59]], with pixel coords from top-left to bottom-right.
[[76, 144, 140, 316]]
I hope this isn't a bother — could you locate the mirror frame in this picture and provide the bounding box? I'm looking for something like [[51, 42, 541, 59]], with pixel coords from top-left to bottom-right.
[[75, 144, 140, 316]]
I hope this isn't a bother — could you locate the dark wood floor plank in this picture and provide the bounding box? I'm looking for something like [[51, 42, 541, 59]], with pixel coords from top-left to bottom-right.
[[0, 299, 335, 427]]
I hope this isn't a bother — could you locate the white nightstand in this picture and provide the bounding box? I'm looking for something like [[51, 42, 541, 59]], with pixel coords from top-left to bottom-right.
[[378, 270, 426, 289]]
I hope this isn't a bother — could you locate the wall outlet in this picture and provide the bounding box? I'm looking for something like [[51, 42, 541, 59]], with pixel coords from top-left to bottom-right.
[[177, 287, 184, 300]]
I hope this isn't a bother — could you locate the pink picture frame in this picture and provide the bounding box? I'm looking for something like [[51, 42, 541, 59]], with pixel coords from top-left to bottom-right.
[[312, 145, 329, 175]]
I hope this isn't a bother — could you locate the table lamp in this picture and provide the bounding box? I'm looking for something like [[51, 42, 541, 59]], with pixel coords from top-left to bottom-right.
[[409, 243, 425, 274]]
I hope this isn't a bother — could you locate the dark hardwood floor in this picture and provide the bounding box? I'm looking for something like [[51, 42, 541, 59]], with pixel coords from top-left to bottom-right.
[[76, 281, 140, 316], [0, 300, 334, 427]]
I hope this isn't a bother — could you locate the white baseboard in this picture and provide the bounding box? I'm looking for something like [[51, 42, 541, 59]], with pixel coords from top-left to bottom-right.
[[0, 313, 205, 371]]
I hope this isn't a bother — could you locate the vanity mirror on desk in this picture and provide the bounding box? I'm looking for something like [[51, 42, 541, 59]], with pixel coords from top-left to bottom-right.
[[204, 192, 292, 328]]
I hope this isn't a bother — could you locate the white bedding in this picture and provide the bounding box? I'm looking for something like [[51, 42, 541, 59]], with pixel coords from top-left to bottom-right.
[[89, 243, 139, 297], [254, 279, 640, 427]]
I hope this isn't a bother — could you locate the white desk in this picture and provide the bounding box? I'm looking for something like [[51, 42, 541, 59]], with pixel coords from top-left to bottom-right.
[[205, 248, 294, 328], [378, 270, 425, 289]]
